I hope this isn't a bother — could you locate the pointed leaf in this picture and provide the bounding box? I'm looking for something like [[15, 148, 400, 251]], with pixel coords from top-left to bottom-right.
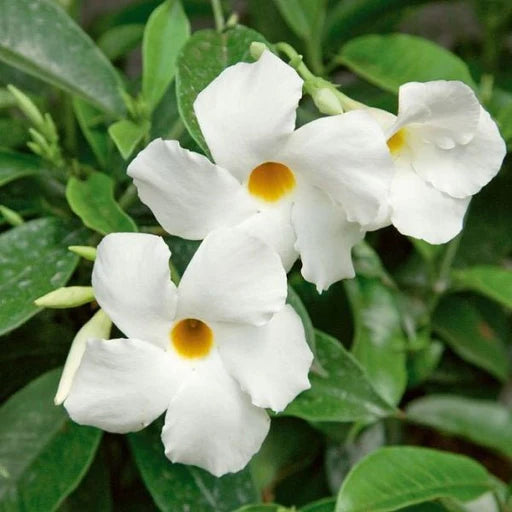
[[0, 151, 40, 187], [108, 119, 149, 160]]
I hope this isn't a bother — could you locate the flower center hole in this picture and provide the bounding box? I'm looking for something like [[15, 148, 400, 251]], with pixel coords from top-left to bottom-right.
[[170, 318, 213, 359], [387, 129, 406, 154], [248, 162, 296, 202]]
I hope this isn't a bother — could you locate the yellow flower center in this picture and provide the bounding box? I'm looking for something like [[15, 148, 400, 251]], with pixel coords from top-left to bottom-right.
[[248, 162, 296, 202], [387, 129, 407, 154], [170, 318, 213, 359]]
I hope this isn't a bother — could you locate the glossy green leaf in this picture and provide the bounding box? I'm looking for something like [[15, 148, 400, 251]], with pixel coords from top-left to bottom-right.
[[452, 266, 512, 309], [176, 26, 268, 153], [0, 217, 86, 336], [0, 0, 125, 115], [287, 284, 317, 361], [336, 447, 493, 512], [235, 506, 283, 512], [108, 119, 149, 160], [284, 330, 396, 422], [345, 276, 407, 405], [433, 297, 509, 381], [128, 422, 258, 512], [0, 151, 40, 187], [0, 369, 102, 511], [142, 0, 190, 111], [301, 498, 336, 512], [72, 97, 110, 168], [97, 24, 144, 61], [338, 33, 476, 93], [66, 172, 137, 235], [406, 340, 444, 388], [406, 395, 512, 459], [273, 0, 326, 40]]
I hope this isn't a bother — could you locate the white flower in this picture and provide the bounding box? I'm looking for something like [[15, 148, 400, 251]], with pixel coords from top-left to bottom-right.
[[128, 50, 394, 292], [369, 80, 506, 244], [64, 228, 313, 477]]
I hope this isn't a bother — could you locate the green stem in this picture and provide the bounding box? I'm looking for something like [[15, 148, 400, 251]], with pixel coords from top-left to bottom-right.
[[275, 42, 315, 81], [118, 184, 138, 210], [210, 0, 225, 32]]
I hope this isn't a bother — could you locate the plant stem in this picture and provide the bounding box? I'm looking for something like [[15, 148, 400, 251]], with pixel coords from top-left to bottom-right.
[[118, 184, 138, 210], [210, 0, 225, 32]]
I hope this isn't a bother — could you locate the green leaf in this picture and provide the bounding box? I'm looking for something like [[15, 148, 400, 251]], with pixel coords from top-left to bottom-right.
[[66, 172, 137, 235], [0, 118, 29, 149], [451, 266, 512, 309], [72, 97, 110, 168], [273, 0, 326, 40], [406, 340, 444, 388], [406, 395, 512, 459], [432, 297, 509, 381], [301, 498, 336, 512], [142, 0, 190, 111], [0, 0, 125, 115], [0, 369, 102, 511], [287, 284, 317, 362], [0, 217, 86, 336], [108, 119, 149, 160], [235, 506, 283, 512], [335, 447, 494, 512], [176, 26, 269, 153], [0, 151, 40, 187], [284, 330, 396, 422], [345, 276, 407, 406], [128, 422, 258, 512], [97, 24, 145, 61], [338, 34, 476, 93]]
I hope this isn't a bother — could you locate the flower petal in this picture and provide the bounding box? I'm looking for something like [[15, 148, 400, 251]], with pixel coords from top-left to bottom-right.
[[92, 233, 177, 348], [237, 205, 298, 272], [65, 338, 182, 433], [410, 107, 506, 198], [161, 352, 270, 476], [390, 165, 470, 244], [396, 81, 480, 147], [177, 227, 287, 326], [128, 139, 255, 239], [292, 185, 365, 292], [193, 50, 303, 181], [280, 110, 394, 226], [216, 305, 312, 412]]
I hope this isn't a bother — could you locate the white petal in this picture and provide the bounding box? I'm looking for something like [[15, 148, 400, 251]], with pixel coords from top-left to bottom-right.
[[237, 205, 298, 272], [177, 227, 287, 326], [280, 110, 394, 226], [410, 107, 506, 198], [128, 139, 255, 239], [65, 338, 181, 433], [54, 309, 112, 406], [390, 165, 470, 244], [216, 305, 312, 412], [396, 81, 480, 147], [161, 352, 270, 477], [92, 233, 177, 348], [292, 185, 365, 292], [193, 50, 303, 181]]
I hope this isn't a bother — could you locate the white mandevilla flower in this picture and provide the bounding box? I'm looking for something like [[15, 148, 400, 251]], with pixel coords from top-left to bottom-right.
[[64, 228, 313, 477], [369, 80, 506, 243], [128, 50, 394, 292]]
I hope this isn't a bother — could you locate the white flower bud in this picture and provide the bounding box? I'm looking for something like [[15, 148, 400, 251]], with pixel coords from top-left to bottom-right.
[[312, 87, 344, 115], [250, 42, 268, 60]]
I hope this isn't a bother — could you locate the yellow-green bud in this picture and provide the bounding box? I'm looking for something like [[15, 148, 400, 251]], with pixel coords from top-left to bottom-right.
[[34, 286, 95, 308], [68, 245, 97, 261], [250, 42, 268, 60], [7, 85, 45, 127], [0, 205, 23, 226], [312, 87, 344, 116]]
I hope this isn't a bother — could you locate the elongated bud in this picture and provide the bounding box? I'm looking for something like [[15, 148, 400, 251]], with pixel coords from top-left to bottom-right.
[[35, 286, 95, 308], [7, 85, 45, 127], [0, 205, 23, 226], [312, 87, 344, 115], [250, 42, 268, 60], [68, 245, 97, 261], [54, 309, 112, 405]]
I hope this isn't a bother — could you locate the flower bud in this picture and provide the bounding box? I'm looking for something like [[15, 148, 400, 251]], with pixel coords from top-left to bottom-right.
[[250, 42, 268, 60], [312, 87, 344, 116], [7, 84, 45, 128], [0, 205, 23, 226], [68, 245, 97, 261], [34, 286, 95, 308]]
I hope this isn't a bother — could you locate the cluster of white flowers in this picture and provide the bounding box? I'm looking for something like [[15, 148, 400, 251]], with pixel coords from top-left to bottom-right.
[[61, 50, 505, 476]]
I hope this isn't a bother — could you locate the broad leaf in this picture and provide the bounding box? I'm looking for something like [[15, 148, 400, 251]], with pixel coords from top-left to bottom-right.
[[235, 506, 281, 512], [66, 172, 137, 235], [129, 422, 258, 512], [0, 151, 40, 187], [433, 297, 509, 381], [0, 217, 86, 336], [406, 395, 512, 459], [0, 0, 125, 115], [338, 33, 476, 93], [452, 266, 512, 310], [406, 340, 444, 388], [336, 447, 494, 512], [284, 330, 395, 422], [287, 284, 317, 361], [97, 24, 145, 61], [273, 0, 326, 40], [142, 0, 190, 111], [301, 498, 336, 512], [345, 276, 407, 405], [0, 369, 102, 510], [108, 119, 149, 160], [176, 26, 268, 153]]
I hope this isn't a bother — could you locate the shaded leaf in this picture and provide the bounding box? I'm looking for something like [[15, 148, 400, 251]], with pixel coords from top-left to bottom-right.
[[273, 0, 326, 40], [0, 150, 40, 187], [97, 24, 144, 61]]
